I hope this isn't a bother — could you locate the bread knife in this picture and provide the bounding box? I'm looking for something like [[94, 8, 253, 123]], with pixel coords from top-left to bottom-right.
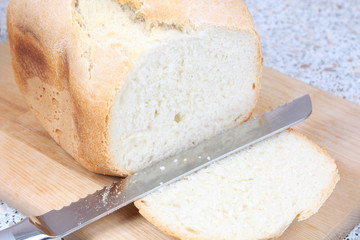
[[0, 94, 312, 240]]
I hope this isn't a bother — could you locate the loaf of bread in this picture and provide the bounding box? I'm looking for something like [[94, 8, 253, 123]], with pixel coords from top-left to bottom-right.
[[7, 0, 262, 176], [135, 130, 339, 240]]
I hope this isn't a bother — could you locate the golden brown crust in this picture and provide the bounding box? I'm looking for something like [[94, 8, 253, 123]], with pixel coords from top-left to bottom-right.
[[134, 129, 339, 240], [7, 1, 80, 159], [117, 0, 255, 30], [8, 0, 261, 176], [7, 0, 129, 176]]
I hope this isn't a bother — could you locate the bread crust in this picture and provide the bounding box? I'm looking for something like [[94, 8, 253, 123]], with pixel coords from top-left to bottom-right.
[[288, 129, 340, 220], [7, 0, 262, 176], [134, 129, 339, 240], [117, 0, 255, 30]]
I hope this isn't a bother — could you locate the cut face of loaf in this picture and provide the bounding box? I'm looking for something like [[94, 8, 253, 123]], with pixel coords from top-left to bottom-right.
[[109, 30, 260, 172], [135, 130, 339, 240], [7, 0, 262, 175]]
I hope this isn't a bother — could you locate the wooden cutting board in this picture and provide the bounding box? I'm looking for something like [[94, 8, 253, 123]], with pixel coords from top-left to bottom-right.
[[0, 41, 359, 240]]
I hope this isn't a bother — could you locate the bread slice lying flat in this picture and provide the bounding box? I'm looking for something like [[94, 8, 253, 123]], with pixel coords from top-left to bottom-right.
[[7, 0, 262, 176], [135, 130, 339, 240]]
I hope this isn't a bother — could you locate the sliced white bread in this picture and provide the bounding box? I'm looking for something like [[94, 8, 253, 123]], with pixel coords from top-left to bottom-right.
[[7, 0, 262, 176], [135, 130, 339, 240]]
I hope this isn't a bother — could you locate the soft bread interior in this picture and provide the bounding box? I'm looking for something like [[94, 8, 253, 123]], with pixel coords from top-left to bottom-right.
[[75, 0, 260, 173], [110, 31, 259, 172], [135, 131, 339, 240]]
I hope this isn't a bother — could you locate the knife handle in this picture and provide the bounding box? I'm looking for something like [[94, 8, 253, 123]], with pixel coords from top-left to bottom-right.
[[0, 218, 54, 240]]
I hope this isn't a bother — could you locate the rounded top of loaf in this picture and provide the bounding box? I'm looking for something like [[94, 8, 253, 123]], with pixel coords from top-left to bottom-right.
[[117, 0, 255, 30]]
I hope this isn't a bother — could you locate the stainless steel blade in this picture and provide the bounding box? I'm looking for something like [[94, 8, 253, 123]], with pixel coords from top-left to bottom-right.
[[0, 95, 312, 240]]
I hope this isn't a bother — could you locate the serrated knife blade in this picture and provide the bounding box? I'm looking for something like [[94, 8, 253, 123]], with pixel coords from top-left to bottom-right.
[[0, 95, 312, 240]]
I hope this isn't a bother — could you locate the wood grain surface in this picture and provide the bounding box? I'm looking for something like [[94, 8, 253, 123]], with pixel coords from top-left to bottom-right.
[[0, 41, 359, 239]]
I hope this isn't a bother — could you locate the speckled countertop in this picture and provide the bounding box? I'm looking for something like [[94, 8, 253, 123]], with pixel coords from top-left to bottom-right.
[[0, 0, 359, 239]]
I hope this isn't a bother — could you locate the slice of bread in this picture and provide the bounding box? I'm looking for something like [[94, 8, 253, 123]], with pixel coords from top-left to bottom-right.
[[7, 0, 262, 176], [135, 130, 339, 240]]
